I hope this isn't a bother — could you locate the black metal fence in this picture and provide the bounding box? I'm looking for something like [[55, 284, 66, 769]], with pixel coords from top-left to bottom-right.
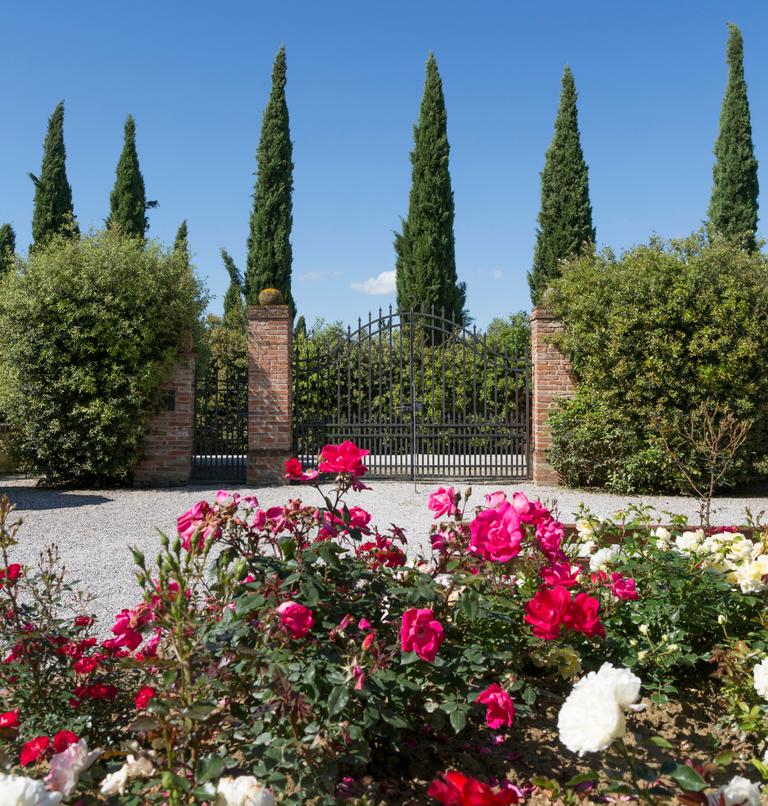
[[293, 307, 531, 480], [192, 359, 248, 482]]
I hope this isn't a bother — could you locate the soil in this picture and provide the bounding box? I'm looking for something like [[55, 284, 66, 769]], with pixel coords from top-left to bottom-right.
[[344, 678, 764, 805]]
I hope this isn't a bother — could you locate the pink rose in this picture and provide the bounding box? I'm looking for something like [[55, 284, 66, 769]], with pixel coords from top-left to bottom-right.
[[484, 491, 507, 508], [524, 586, 571, 640], [565, 593, 605, 638], [611, 572, 638, 601], [428, 487, 459, 519], [476, 683, 515, 729], [535, 517, 566, 562], [277, 601, 314, 639], [539, 561, 580, 588], [318, 440, 369, 477], [511, 492, 549, 524], [400, 607, 445, 662], [469, 502, 524, 563]]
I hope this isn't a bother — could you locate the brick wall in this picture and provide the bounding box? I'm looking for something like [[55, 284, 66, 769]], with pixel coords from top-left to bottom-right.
[[247, 305, 292, 485], [133, 350, 195, 486], [530, 306, 574, 486]]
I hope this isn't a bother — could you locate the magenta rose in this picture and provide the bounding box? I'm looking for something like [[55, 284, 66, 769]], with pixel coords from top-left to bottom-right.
[[524, 585, 571, 640], [400, 607, 445, 662], [428, 486, 459, 519], [511, 492, 549, 525], [611, 572, 638, 601], [277, 601, 314, 639], [535, 517, 566, 562], [539, 560, 580, 588], [469, 501, 524, 563], [476, 683, 516, 729], [318, 440, 370, 477]]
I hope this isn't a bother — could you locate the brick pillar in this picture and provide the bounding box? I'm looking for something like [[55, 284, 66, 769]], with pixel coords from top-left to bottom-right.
[[530, 306, 574, 486], [247, 305, 292, 486], [133, 348, 195, 486]]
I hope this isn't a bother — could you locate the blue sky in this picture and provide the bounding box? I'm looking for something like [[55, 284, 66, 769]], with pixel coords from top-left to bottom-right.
[[1, 0, 767, 329]]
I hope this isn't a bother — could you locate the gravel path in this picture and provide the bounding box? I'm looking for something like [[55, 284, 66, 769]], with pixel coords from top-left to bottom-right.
[[2, 474, 767, 630]]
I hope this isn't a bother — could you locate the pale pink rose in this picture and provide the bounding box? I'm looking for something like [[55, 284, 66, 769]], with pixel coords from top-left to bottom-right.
[[45, 739, 101, 797], [485, 491, 507, 508]]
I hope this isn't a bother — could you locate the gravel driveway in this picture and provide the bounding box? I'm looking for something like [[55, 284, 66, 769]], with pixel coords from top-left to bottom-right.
[[2, 474, 767, 631]]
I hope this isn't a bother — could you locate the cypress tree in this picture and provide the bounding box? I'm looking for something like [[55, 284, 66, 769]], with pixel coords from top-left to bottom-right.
[[221, 248, 246, 330], [708, 23, 759, 250], [108, 115, 156, 238], [0, 224, 15, 274], [293, 314, 307, 340], [174, 220, 190, 262], [29, 101, 78, 247], [394, 54, 463, 323], [246, 47, 294, 312], [528, 67, 595, 306]]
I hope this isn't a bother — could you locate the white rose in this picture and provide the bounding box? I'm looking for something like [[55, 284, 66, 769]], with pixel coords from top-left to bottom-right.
[[45, 739, 102, 797], [0, 772, 62, 805], [557, 663, 642, 755], [675, 529, 704, 554], [713, 775, 761, 806], [99, 754, 155, 796], [589, 545, 620, 572], [576, 539, 596, 558], [216, 776, 275, 806], [575, 518, 595, 539], [735, 555, 768, 593], [653, 527, 672, 549], [754, 658, 768, 700]]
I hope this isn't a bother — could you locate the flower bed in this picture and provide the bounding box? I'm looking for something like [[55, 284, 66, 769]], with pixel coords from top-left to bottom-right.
[[1, 442, 768, 804]]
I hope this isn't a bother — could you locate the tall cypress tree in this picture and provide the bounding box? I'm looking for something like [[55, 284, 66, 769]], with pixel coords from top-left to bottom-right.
[[221, 247, 246, 332], [108, 115, 156, 238], [246, 47, 294, 312], [29, 101, 78, 247], [708, 23, 759, 250], [528, 67, 595, 306], [394, 54, 463, 323], [174, 220, 189, 256], [0, 224, 15, 274]]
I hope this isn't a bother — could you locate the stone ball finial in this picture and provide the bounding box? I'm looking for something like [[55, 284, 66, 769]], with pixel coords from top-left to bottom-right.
[[258, 288, 284, 306]]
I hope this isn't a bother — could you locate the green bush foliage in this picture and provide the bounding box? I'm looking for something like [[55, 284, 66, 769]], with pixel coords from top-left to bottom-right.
[[547, 233, 768, 493], [0, 229, 205, 485]]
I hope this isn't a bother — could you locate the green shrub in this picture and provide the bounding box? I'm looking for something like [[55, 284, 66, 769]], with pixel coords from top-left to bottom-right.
[[0, 229, 205, 485], [547, 233, 768, 493]]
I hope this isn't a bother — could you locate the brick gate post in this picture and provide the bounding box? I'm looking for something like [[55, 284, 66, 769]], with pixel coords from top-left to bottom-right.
[[530, 307, 574, 486], [247, 304, 293, 486], [133, 343, 195, 486]]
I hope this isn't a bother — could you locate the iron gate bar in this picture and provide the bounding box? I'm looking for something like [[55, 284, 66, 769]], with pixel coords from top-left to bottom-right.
[[293, 306, 532, 482]]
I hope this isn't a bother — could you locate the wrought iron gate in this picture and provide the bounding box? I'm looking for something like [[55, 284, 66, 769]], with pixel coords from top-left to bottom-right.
[[292, 307, 531, 480], [192, 358, 248, 482]]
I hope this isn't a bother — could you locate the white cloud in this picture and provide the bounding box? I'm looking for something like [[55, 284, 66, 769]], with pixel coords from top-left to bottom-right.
[[351, 270, 396, 295], [298, 270, 342, 282], [493, 269, 503, 279]]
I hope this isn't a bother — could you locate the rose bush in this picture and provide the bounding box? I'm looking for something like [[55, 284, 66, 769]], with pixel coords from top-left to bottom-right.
[[2, 444, 768, 802]]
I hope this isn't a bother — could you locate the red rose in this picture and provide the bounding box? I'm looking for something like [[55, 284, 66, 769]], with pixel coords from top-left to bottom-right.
[[284, 457, 319, 482], [74, 615, 94, 627], [401, 608, 444, 662], [427, 771, 520, 805], [134, 686, 157, 710], [276, 601, 314, 639], [0, 708, 19, 729], [52, 729, 79, 753], [524, 586, 571, 640], [476, 684, 515, 729], [565, 592, 605, 638], [0, 563, 21, 587], [539, 561, 580, 588], [318, 441, 369, 477], [20, 735, 50, 766]]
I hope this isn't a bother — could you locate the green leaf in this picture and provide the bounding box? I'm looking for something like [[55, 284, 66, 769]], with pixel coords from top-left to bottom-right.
[[565, 772, 598, 787], [649, 736, 674, 749], [195, 755, 224, 783], [671, 763, 707, 792], [449, 708, 467, 733], [327, 685, 350, 716]]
